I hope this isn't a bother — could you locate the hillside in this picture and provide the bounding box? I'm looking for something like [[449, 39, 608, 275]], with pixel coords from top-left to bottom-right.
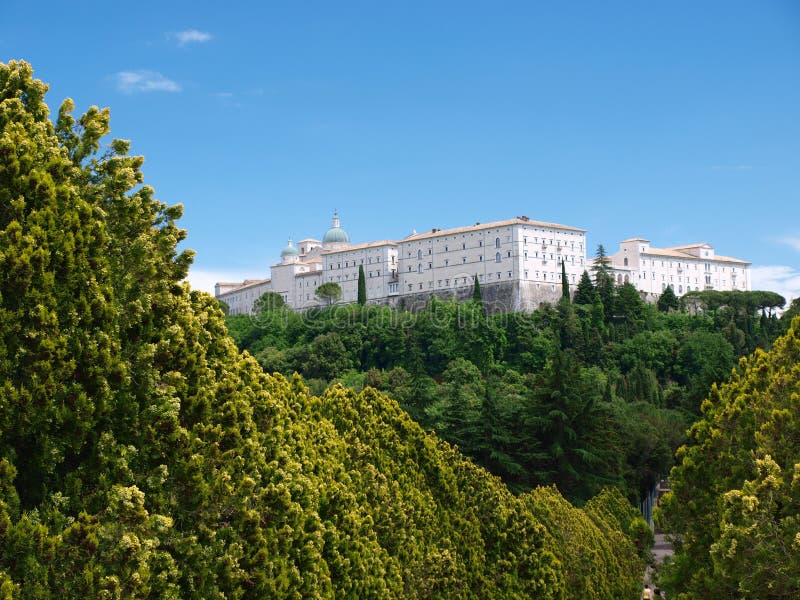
[[0, 60, 649, 598]]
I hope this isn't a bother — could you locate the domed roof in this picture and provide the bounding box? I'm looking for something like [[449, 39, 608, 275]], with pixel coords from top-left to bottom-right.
[[323, 212, 350, 244], [280, 239, 299, 257]]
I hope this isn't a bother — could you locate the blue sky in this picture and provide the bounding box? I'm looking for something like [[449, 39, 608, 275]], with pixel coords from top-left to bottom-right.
[[2, 1, 799, 300]]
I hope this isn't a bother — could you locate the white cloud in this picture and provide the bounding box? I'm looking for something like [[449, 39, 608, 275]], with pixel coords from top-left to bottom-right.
[[778, 236, 800, 253], [751, 265, 800, 304], [184, 268, 257, 295], [114, 70, 181, 93], [173, 29, 213, 46]]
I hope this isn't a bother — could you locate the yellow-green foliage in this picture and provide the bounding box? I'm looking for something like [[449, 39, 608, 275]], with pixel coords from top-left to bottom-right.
[[524, 486, 645, 600], [660, 316, 800, 599], [0, 60, 645, 598]]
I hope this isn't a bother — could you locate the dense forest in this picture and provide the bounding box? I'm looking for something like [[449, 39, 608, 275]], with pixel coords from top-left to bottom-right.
[[226, 278, 789, 506], [0, 59, 654, 599]]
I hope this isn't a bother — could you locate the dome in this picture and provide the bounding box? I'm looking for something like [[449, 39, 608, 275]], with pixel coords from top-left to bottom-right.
[[280, 239, 299, 257], [323, 212, 350, 244]]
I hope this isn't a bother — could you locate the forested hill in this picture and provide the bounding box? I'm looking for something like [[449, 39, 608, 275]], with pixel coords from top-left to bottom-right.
[[0, 60, 654, 598], [227, 283, 789, 505]]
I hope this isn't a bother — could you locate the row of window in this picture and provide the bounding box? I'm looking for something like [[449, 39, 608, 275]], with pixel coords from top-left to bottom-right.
[[635, 258, 738, 273], [328, 255, 399, 270]]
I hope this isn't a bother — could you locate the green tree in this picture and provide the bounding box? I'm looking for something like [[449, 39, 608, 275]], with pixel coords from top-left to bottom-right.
[[357, 264, 366, 305], [560, 260, 570, 300], [657, 285, 679, 312], [659, 317, 800, 599], [472, 274, 482, 303], [573, 270, 595, 305], [592, 244, 615, 321], [0, 59, 651, 599], [254, 290, 286, 312], [315, 281, 342, 305]]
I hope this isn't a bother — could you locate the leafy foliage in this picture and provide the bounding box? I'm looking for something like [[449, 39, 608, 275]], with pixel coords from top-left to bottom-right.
[[0, 60, 648, 598], [659, 316, 800, 599]]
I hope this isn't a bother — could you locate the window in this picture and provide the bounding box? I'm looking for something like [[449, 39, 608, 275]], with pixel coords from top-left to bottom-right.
[[524, 251, 528, 260], [479, 240, 483, 247], [479, 255, 483, 262], [496, 252, 501, 263], [428, 262, 432, 269], [419, 283, 423, 290], [507, 251, 511, 258], [462, 243, 466, 250], [445, 259, 449, 266], [417, 249, 422, 260], [623, 257, 628, 266], [418, 264, 422, 273], [495, 237, 501, 249]]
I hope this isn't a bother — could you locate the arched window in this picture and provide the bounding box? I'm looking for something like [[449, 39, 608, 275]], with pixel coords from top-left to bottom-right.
[[623, 257, 628, 266], [417, 249, 422, 260], [495, 252, 501, 263], [495, 237, 501, 249]]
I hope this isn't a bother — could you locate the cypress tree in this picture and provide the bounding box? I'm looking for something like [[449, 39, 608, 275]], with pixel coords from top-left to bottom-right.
[[473, 274, 482, 302], [574, 271, 595, 305], [357, 264, 367, 305], [561, 260, 570, 300]]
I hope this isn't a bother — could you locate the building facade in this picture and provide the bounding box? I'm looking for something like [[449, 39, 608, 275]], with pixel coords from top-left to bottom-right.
[[215, 215, 751, 315], [602, 238, 751, 297]]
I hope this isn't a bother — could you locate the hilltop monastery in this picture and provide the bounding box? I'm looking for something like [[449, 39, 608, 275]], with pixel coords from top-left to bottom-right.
[[215, 213, 751, 315]]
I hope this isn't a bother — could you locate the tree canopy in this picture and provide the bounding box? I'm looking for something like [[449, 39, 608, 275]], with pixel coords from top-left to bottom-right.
[[0, 59, 649, 599], [658, 316, 800, 599], [315, 281, 342, 305]]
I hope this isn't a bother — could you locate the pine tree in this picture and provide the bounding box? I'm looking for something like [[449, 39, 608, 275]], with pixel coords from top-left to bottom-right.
[[592, 245, 615, 321], [357, 264, 367, 305], [473, 274, 482, 302], [657, 285, 679, 312], [574, 271, 595, 305]]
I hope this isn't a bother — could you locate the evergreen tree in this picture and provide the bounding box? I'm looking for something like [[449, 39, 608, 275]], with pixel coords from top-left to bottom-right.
[[592, 245, 615, 321], [315, 281, 342, 305], [660, 317, 800, 599], [0, 59, 668, 599], [561, 260, 570, 300], [357, 264, 366, 305], [573, 270, 595, 305], [254, 290, 285, 312], [472, 274, 483, 303], [657, 285, 679, 312]]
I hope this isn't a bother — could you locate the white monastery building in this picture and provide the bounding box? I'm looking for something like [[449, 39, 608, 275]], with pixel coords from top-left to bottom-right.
[[601, 238, 751, 296], [215, 214, 751, 315]]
